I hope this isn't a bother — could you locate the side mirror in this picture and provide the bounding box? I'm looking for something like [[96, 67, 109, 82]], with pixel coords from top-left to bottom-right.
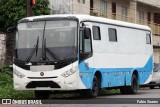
[[7, 26, 16, 33], [84, 28, 90, 39]]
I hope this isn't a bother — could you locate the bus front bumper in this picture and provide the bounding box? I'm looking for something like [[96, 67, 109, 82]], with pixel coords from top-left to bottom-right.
[[13, 66, 86, 91]]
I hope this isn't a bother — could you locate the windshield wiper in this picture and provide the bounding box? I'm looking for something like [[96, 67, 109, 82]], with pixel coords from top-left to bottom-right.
[[25, 36, 39, 63], [60, 55, 77, 63], [64, 55, 76, 60], [35, 36, 39, 56], [43, 38, 60, 61], [42, 38, 50, 61], [46, 48, 60, 61]]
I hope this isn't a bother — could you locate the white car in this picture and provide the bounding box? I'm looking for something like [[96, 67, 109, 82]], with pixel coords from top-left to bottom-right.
[[148, 63, 160, 89]]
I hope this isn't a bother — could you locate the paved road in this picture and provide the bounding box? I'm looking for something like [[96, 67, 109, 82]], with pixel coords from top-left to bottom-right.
[[100, 87, 160, 98], [1, 87, 160, 107]]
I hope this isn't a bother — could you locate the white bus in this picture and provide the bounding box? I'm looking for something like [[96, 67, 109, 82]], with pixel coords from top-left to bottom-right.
[[13, 15, 153, 99]]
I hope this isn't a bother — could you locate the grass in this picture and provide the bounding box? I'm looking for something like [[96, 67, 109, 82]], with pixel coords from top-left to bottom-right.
[[0, 67, 35, 99], [100, 89, 120, 95], [0, 66, 120, 99]]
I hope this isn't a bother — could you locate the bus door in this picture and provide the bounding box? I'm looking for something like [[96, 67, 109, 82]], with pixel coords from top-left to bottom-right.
[[78, 27, 94, 88]]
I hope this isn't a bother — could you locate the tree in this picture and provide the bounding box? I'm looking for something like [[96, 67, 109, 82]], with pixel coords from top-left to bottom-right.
[[0, 0, 51, 31]]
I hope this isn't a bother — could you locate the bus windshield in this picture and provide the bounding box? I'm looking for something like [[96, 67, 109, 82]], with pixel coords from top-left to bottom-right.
[[15, 20, 77, 63]]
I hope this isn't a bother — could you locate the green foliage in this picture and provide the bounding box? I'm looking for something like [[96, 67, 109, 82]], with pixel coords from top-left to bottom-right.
[[0, 68, 35, 99], [0, 0, 51, 30], [100, 89, 120, 95], [32, 0, 51, 16]]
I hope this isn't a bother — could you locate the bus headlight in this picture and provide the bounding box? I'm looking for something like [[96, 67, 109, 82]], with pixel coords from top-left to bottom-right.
[[61, 66, 78, 78], [13, 69, 25, 78]]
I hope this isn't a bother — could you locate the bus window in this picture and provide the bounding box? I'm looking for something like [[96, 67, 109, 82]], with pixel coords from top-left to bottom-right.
[[79, 28, 92, 61], [93, 26, 101, 40], [108, 28, 117, 42], [146, 33, 151, 44]]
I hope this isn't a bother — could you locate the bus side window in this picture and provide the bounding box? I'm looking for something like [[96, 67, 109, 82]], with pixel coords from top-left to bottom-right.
[[146, 33, 151, 44], [93, 26, 101, 40], [84, 28, 92, 53], [79, 28, 92, 61], [79, 30, 84, 52], [108, 28, 117, 42]]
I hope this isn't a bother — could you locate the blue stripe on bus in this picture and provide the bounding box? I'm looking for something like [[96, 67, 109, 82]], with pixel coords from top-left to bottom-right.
[[78, 55, 153, 89]]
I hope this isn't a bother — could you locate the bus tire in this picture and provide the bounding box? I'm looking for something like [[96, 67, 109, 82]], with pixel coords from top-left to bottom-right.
[[88, 76, 100, 97], [120, 87, 127, 94], [80, 76, 100, 98], [34, 90, 50, 99], [150, 86, 154, 89], [127, 74, 138, 94]]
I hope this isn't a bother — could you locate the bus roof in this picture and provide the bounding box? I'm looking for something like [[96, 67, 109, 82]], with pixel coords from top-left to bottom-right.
[[20, 14, 151, 31]]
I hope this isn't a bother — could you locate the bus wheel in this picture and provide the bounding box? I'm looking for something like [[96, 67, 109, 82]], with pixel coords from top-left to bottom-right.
[[127, 74, 138, 94], [150, 86, 154, 89], [120, 87, 127, 94], [80, 76, 100, 98], [34, 90, 50, 99], [88, 76, 100, 97]]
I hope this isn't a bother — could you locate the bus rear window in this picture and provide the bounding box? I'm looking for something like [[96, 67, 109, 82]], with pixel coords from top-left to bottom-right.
[[146, 34, 151, 44]]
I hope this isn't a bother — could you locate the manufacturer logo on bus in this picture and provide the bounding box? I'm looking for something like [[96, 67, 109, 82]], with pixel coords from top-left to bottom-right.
[[40, 72, 44, 76]]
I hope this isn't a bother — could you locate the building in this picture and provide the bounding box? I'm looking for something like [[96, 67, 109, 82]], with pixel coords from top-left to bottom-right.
[[49, 0, 90, 14], [50, 0, 160, 63]]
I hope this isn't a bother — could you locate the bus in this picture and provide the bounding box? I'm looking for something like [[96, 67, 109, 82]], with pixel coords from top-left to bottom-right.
[[13, 15, 153, 99]]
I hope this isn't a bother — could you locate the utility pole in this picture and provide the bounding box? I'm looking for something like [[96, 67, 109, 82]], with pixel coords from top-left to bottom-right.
[[26, 0, 32, 17]]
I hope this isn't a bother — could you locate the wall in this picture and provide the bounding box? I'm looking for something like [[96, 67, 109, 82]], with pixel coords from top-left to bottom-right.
[[49, 0, 73, 14], [153, 49, 160, 63], [72, 0, 90, 14], [50, 0, 90, 14], [92, 0, 135, 22], [0, 32, 6, 66]]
